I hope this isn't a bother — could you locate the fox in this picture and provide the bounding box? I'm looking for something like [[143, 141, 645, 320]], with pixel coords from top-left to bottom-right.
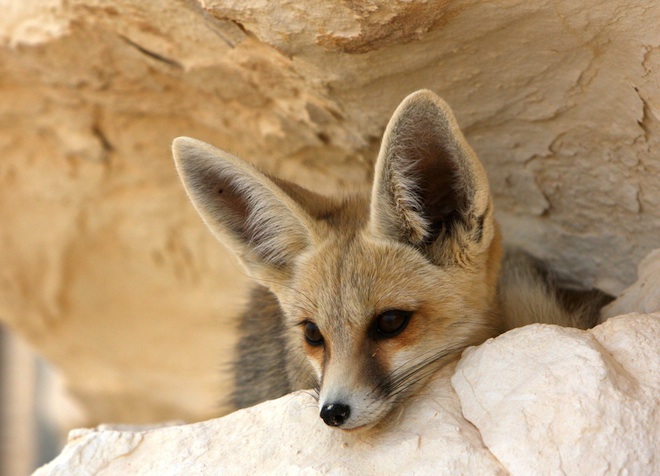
[[172, 90, 611, 431]]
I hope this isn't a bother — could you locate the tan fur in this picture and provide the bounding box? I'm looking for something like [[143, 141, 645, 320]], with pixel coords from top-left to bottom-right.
[[172, 90, 609, 431]]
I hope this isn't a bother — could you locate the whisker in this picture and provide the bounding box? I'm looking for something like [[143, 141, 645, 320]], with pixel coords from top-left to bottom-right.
[[390, 347, 460, 387], [374, 344, 467, 400], [286, 353, 318, 393], [369, 346, 447, 397]]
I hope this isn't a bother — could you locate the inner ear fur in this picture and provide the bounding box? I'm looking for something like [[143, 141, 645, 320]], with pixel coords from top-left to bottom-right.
[[172, 137, 320, 276], [369, 90, 494, 258]]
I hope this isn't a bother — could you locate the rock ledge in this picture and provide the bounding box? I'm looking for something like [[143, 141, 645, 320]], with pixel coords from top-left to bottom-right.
[[36, 313, 659, 475]]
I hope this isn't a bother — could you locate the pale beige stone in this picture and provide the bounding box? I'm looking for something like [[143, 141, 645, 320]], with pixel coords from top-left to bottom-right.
[[1, 0, 659, 428], [602, 248, 660, 320], [35, 364, 506, 475], [452, 314, 659, 475], [35, 313, 659, 474]]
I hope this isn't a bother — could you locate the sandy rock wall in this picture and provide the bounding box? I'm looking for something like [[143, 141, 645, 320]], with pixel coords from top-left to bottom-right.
[[1, 0, 659, 425]]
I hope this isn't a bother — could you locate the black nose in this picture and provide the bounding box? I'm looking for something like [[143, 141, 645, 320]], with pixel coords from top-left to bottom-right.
[[320, 402, 351, 427]]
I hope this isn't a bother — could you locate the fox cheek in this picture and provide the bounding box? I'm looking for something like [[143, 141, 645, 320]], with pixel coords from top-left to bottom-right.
[[301, 344, 325, 381], [308, 356, 324, 380]]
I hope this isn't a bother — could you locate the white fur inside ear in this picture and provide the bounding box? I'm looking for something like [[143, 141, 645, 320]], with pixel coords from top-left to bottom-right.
[[369, 90, 493, 249], [173, 137, 312, 270], [389, 153, 432, 244]]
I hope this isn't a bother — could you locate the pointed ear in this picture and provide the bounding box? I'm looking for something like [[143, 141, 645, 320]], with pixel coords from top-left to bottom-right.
[[369, 90, 495, 261], [172, 137, 318, 280]]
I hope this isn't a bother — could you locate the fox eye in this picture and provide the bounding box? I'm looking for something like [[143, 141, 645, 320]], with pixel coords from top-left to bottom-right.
[[304, 321, 324, 346], [374, 310, 412, 339]]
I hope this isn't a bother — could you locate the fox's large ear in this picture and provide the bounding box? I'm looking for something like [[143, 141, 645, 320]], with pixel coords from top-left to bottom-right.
[[173, 137, 319, 280], [369, 90, 495, 262]]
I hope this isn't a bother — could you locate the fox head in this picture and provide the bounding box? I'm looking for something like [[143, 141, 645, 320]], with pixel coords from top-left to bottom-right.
[[173, 90, 502, 430]]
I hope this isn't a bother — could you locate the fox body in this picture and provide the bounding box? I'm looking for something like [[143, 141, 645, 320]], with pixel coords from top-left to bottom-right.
[[173, 90, 609, 430]]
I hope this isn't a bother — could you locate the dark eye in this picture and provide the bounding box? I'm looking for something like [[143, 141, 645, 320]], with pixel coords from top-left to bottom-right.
[[374, 310, 412, 339], [304, 321, 324, 346]]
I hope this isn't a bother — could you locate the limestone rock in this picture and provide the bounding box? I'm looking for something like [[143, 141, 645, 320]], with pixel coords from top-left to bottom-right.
[[602, 248, 660, 319], [35, 313, 659, 474], [452, 314, 659, 475], [1, 0, 659, 427]]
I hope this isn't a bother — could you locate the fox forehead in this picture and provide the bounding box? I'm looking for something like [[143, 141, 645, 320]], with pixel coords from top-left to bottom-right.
[[282, 233, 452, 331]]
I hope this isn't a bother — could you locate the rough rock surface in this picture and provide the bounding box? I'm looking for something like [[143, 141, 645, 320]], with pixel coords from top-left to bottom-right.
[[1, 0, 659, 426], [602, 248, 660, 320], [35, 313, 660, 475], [453, 315, 659, 474]]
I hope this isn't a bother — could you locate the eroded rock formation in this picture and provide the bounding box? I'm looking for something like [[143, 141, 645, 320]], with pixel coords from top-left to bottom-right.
[[1, 0, 659, 427]]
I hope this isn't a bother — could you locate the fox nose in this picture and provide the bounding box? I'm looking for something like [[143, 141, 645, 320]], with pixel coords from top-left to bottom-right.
[[320, 402, 351, 427]]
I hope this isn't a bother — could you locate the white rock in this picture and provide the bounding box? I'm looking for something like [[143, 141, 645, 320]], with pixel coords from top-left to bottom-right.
[[602, 248, 660, 320], [451, 314, 659, 475], [35, 364, 505, 475], [36, 313, 658, 475]]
